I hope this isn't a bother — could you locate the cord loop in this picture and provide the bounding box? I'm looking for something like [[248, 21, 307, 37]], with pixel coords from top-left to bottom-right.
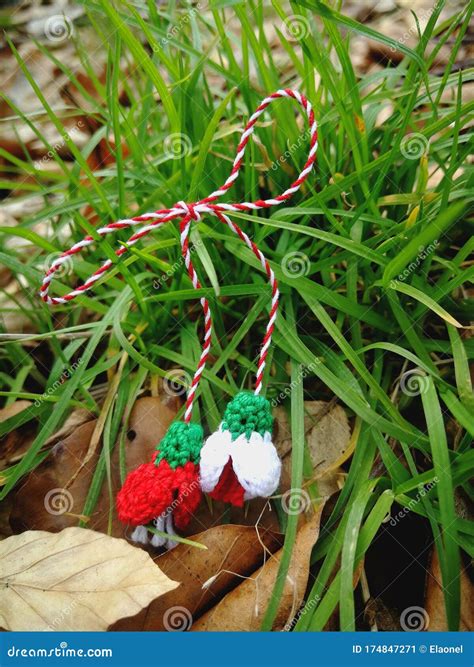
[[40, 88, 318, 420]]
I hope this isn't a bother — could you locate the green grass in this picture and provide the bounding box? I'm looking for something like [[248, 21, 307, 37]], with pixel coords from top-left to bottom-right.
[[0, 0, 473, 631]]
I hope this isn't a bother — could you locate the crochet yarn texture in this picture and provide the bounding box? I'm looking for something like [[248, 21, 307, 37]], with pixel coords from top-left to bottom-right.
[[116, 423, 202, 549], [199, 391, 281, 506], [222, 391, 274, 440], [155, 421, 202, 468]]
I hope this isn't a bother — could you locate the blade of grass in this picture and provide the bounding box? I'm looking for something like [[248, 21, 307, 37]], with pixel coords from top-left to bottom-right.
[[421, 377, 460, 630]]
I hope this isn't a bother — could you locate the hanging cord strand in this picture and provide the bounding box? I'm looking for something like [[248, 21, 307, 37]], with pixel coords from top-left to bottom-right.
[[178, 204, 212, 422], [214, 211, 278, 395]]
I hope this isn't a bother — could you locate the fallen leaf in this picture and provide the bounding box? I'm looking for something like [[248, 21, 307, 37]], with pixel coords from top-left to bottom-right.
[[183, 494, 281, 537], [0, 527, 178, 631], [192, 507, 323, 631], [425, 549, 473, 631], [0, 495, 14, 540], [276, 401, 351, 497], [44, 408, 95, 447], [124, 395, 181, 471], [0, 400, 36, 471], [0, 400, 32, 423], [112, 523, 283, 630], [305, 403, 352, 473]]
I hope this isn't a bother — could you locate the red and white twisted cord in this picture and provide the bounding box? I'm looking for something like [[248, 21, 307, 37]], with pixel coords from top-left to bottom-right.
[[214, 211, 278, 396], [40, 88, 318, 418], [178, 203, 212, 423]]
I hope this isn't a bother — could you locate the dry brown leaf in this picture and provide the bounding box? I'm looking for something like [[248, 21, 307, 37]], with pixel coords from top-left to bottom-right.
[[123, 395, 181, 471], [112, 523, 283, 630], [0, 400, 37, 474], [43, 409, 95, 447], [304, 403, 351, 473], [0, 527, 178, 631], [182, 494, 280, 537], [276, 401, 351, 497], [192, 507, 323, 631], [0, 400, 32, 423], [425, 550, 473, 631]]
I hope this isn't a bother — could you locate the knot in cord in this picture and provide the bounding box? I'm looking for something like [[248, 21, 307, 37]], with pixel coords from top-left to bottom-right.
[[177, 201, 201, 222]]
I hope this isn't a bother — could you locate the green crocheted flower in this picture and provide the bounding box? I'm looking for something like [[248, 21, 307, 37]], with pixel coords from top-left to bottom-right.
[[155, 421, 203, 469], [221, 391, 273, 440]]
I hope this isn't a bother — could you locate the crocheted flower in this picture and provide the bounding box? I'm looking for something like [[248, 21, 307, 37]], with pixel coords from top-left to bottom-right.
[[117, 421, 203, 549], [116, 459, 173, 527], [199, 391, 281, 506]]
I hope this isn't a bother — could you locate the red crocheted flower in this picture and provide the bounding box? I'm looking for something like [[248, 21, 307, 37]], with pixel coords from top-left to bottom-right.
[[208, 460, 245, 507], [116, 459, 173, 526], [170, 461, 202, 529], [116, 455, 202, 529]]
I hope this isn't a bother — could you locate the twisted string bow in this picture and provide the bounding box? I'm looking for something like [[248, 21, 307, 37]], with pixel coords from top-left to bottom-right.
[[41, 88, 317, 547]]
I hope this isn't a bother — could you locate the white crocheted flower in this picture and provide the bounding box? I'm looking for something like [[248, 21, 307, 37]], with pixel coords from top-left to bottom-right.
[[231, 431, 281, 499], [199, 425, 281, 499], [199, 426, 232, 493], [198, 391, 282, 502]]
